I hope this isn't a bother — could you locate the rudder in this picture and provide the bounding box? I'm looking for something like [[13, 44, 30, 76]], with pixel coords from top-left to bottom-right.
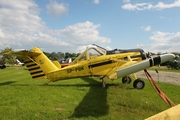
[[24, 58, 47, 79]]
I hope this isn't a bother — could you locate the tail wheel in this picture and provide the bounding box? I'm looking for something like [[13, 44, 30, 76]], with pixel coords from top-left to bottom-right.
[[133, 79, 145, 89], [122, 76, 132, 84]]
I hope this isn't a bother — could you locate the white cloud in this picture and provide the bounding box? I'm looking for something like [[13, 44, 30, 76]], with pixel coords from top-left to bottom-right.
[[123, 0, 130, 3], [122, 0, 180, 10], [0, 0, 48, 48], [106, 46, 112, 50], [0, 0, 43, 32], [0, 29, 4, 38], [0, 0, 110, 53], [46, 1, 68, 18], [150, 31, 180, 42], [159, 16, 172, 21], [141, 26, 151, 31], [94, 0, 100, 4], [77, 45, 87, 53], [56, 21, 111, 46], [136, 31, 180, 53], [145, 26, 151, 31], [149, 31, 180, 52], [122, 3, 152, 11]]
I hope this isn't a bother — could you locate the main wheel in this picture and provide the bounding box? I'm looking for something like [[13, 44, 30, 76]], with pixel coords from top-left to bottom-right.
[[133, 79, 145, 89], [122, 76, 132, 84]]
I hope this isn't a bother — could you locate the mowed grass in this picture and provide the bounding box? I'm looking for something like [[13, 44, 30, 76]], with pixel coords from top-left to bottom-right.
[[0, 67, 180, 120]]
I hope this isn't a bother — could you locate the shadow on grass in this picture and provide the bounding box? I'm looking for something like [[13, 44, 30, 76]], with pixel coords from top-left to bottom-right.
[[8, 77, 119, 118], [69, 77, 111, 119], [11, 83, 117, 87], [0, 81, 17, 86]]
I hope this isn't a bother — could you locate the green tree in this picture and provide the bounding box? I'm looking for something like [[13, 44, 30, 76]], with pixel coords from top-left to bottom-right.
[[50, 52, 59, 60], [44, 52, 51, 59], [171, 52, 180, 56], [57, 52, 65, 59], [0, 47, 16, 65], [157, 52, 162, 55]]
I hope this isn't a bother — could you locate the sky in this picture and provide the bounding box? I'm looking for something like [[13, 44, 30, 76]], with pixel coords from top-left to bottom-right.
[[0, 0, 180, 53]]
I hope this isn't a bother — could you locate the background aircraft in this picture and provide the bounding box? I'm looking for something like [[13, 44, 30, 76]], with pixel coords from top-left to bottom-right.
[[16, 59, 25, 66], [59, 57, 72, 68], [166, 55, 180, 70], [7, 44, 175, 89]]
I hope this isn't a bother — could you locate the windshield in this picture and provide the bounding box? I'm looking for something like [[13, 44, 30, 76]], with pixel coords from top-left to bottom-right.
[[88, 48, 102, 59], [92, 44, 106, 55], [72, 47, 103, 64]]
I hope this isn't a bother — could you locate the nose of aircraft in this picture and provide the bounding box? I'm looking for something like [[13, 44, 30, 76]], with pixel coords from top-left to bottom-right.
[[115, 53, 175, 79]]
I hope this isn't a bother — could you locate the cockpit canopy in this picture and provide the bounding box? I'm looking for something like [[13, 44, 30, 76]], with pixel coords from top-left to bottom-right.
[[72, 45, 104, 64], [72, 44, 147, 64]]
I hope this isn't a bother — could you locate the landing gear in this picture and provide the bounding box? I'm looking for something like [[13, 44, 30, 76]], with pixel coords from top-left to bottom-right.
[[102, 79, 106, 88], [122, 75, 145, 89], [100, 76, 106, 88], [122, 76, 132, 84], [133, 79, 145, 89]]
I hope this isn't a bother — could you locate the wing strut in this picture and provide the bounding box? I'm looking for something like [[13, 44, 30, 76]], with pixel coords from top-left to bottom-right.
[[144, 69, 176, 107]]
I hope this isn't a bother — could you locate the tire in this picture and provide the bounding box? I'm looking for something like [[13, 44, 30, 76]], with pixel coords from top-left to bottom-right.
[[133, 79, 145, 89], [122, 76, 132, 84]]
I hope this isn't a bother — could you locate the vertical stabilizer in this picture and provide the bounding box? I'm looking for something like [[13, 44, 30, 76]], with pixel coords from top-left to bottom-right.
[[27, 47, 59, 74], [9, 47, 59, 79]]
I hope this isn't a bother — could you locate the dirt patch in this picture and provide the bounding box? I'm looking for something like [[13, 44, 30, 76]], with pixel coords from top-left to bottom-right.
[[136, 70, 180, 86]]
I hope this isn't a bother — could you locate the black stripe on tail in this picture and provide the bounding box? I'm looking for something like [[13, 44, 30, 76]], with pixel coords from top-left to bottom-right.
[[24, 59, 47, 79]]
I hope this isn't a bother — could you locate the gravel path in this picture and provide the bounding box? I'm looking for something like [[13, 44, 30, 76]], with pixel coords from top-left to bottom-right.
[[136, 70, 180, 86]]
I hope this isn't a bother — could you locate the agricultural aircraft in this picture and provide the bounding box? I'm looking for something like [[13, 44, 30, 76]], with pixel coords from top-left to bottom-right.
[[7, 44, 175, 89]]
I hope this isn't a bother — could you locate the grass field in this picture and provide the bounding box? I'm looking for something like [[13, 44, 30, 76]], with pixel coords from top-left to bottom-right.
[[0, 67, 180, 120]]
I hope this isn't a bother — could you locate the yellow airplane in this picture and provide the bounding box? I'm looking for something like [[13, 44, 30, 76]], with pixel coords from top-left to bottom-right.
[[7, 44, 175, 89]]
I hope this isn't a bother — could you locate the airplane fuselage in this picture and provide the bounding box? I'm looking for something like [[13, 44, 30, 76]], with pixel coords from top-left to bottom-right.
[[46, 50, 144, 82]]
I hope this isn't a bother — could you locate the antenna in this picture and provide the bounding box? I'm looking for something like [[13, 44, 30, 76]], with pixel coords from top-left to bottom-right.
[[27, 39, 34, 48]]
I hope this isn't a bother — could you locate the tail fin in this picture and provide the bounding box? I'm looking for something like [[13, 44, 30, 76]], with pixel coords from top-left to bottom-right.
[[9, 47, 59, 79], [24, 58, 47, 79]]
